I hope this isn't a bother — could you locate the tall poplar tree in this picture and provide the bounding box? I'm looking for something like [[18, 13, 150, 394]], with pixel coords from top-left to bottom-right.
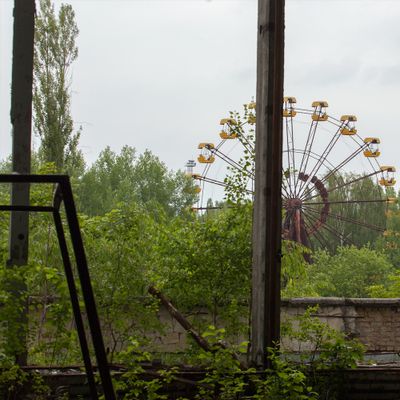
[[33, 0, 84, 176]]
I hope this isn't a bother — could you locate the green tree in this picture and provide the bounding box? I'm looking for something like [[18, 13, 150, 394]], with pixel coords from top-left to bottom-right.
[[82, 205, 162, 360], [305, 246, 393, 297], [76, 146, 196, 217], [33, 0, 84, 176], [157, 205, 253, 335], [156, 204, 311, 335], [373, 189, 400, 269]]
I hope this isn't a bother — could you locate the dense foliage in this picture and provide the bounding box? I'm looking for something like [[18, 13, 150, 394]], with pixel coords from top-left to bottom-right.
[[0, 160, 398, 367]]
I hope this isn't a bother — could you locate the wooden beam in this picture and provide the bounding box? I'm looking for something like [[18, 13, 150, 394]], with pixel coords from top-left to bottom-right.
[[250, 0, 285, 368], [9, 0, 35, 264], [8, 0, 35, 365]]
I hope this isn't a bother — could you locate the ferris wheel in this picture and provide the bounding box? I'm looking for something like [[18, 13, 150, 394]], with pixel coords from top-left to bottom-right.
[[188, 98, 396, 250]]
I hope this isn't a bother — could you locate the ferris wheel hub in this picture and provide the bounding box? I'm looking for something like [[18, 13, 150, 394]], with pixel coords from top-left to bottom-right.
[[285, 197, 302, 210]]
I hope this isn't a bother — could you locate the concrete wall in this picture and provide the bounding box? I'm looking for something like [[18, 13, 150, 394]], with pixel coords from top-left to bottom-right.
[[150, 298, 400, 354], [282, 298, 400, 353]]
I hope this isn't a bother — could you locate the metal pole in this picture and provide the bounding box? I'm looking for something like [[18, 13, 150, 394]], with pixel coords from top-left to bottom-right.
[[8, 0, 35, 365], [250, 0, 285, 368]]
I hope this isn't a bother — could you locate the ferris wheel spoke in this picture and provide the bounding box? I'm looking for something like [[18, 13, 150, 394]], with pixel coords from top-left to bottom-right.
[[240, 140, 254, 158], [281, 181, 292, 199], [303, 198, 390, 206], [192, 205, 226, 211], [284, 117, 296, 196], [290, 115, 296, 183], [295, 120, 319, 195], [195, 175, 227, 189], [319, 142, 368, 184], [302, 215, 327, 249], [282, 168, 295, 197], [304, 209, 356, 246], [302, 169, 382, 202], [305, 215, 339, 250], [213, 149, 255, 179], [234, 121, 254, 152], [303, 205, 385, 232], [303, 217, 330, 249], [215, 140, 227, 151], [297, 125, 343, 198], [238, 132, 255, 154]]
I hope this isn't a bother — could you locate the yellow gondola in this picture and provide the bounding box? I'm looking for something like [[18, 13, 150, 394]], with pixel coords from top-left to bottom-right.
[[363, 138, 381, 158], [379, 166, 396, 186], [340, 115, 357, 135], [311, 100, 328, 121], [283, 97, 297, 118], [219, 118, 238, 139], [197, 143, 215, 164]]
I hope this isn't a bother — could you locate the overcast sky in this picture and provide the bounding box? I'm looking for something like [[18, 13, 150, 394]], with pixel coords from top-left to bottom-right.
[[1, 0, 400, 191]]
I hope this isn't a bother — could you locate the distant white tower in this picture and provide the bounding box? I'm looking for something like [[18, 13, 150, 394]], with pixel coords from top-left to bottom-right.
[[185, 159, 196, 175]]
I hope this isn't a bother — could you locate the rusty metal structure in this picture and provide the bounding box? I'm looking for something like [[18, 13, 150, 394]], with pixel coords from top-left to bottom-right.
[[0, 174, 116, 400]]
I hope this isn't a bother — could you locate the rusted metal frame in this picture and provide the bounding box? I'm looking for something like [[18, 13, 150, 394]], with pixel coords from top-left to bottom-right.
[[303, 198, 390, 206], [0, 174, 116, 400], [251, 0, 285, 368], [303, 169, 382, 202], [304, 209, 355, 246], [52, 207, 99, 400], [308, 206, 355, 246], [303, 204, 385, 232], [0, 192, 98, 398], [312, 228, 332, 250], [59, 178, 116, 400], [284, 147, 342, 200], [302, 216, 326, 249], [297, 124, 343, 198], [0, 205, 54, 212]]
